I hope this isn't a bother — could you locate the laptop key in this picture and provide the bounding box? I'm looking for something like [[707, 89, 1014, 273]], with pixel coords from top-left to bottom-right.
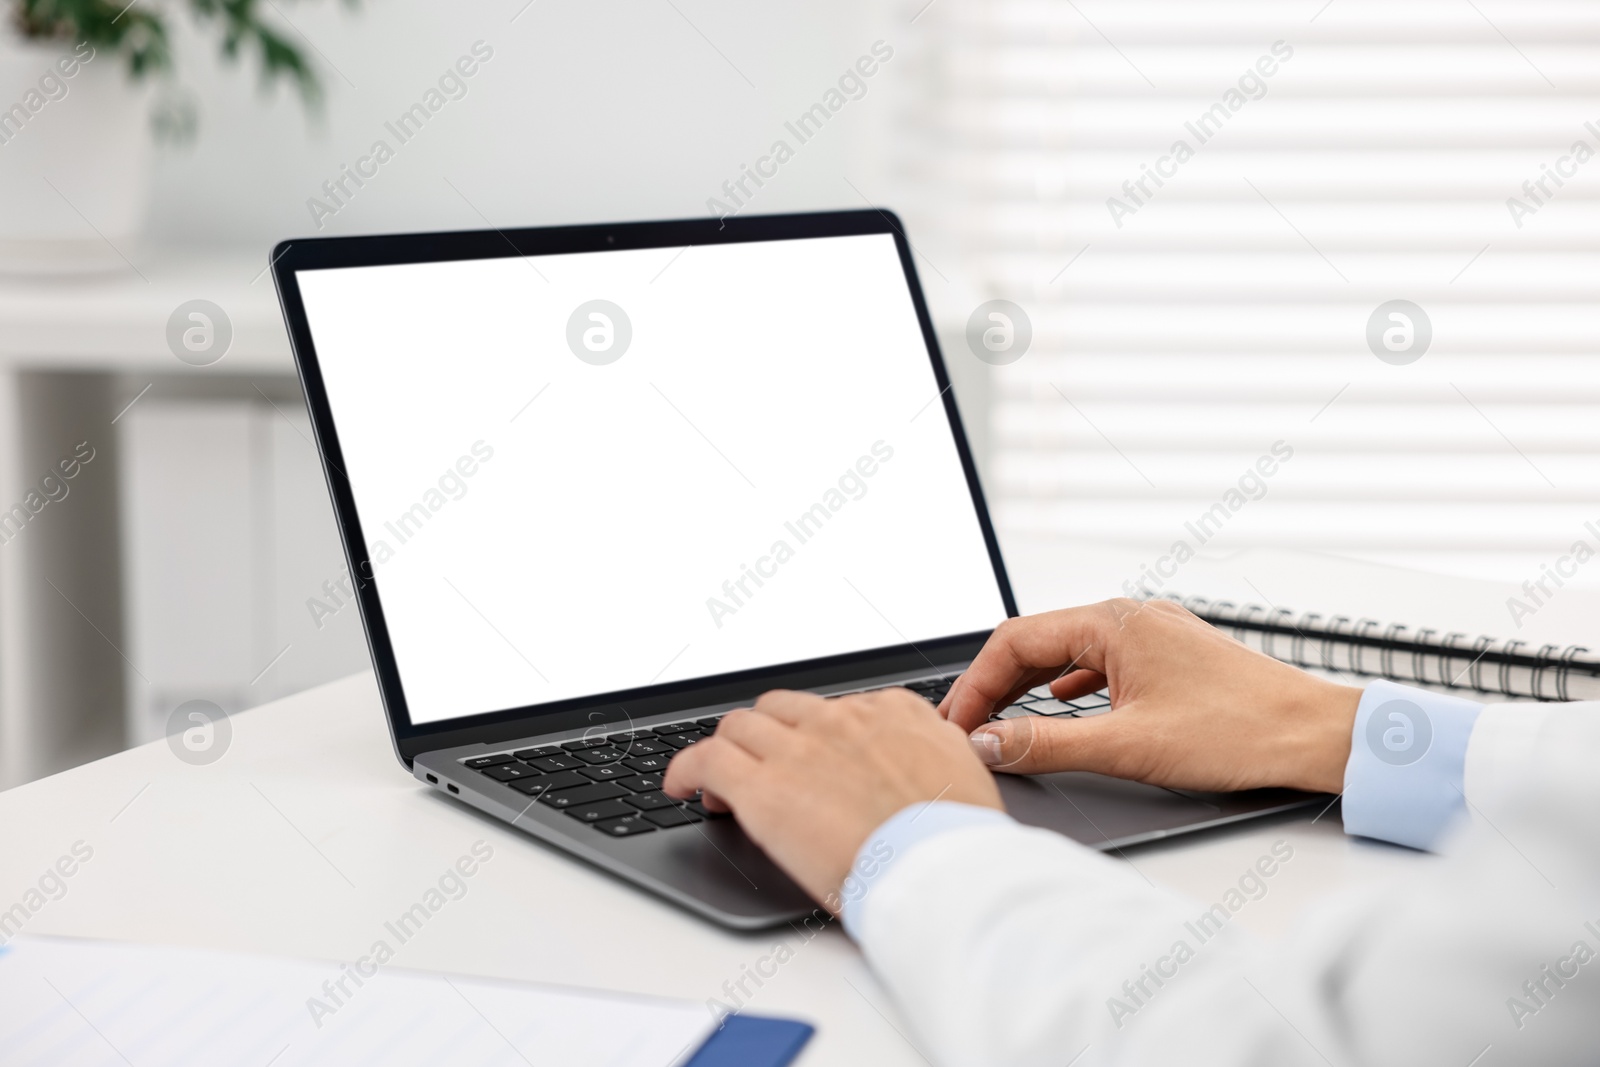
[[539, 782, 629, 808], [578, 764, 631, 782], [573, 747, 625, 765], [617, 773, 664, 793], [623, 791, 678, 811], [561, 737, 614, 752], [563, 798, 637, 823], [607, 732, 651, 745], [658, 733, 704, 751], [651, 722, 699, 736], [642, 807, 702, 828], [507, 769, 588, 796], [525, 754, 582, 772], [593, 813, 656, 837], [462, 753, 516, 769], [508, 771, 585, 796], [686, 800, 730, 820], [623, 754, 671, 774], [611, 738, 670, 756], [513, 746, 562, 761], [482, 763, 542, 781]]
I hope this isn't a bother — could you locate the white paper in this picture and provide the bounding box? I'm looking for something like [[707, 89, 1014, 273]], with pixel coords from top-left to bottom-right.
[[0, 936, 715, 1067]]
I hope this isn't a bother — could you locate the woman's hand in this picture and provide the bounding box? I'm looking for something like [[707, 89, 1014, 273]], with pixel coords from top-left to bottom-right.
[[939, 598, 1360, 794], [663, 687, 1002, 912]]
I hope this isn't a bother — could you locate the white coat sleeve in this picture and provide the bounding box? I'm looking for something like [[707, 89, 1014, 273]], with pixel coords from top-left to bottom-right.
[[848, 698, 1600, 1067]]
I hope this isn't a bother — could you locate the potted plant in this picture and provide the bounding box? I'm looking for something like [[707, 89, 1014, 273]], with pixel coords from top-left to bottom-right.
[[0, 0, 330, 273]]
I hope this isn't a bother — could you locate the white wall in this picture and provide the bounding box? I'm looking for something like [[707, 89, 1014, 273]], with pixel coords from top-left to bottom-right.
[[148, 0, 898, 247]]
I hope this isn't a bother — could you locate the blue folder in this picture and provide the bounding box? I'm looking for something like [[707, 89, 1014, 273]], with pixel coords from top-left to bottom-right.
[[684, 1013, 815, 1067]]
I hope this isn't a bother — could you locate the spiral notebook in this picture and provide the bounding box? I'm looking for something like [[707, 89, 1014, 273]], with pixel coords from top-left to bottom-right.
[[1159, 593, 1600, 702]]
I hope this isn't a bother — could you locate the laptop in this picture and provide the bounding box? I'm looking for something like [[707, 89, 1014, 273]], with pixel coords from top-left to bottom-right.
[[271, 209, 1318, 931]]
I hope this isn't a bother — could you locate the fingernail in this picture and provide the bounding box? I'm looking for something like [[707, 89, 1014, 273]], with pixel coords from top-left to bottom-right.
[[970, 728, 1004, 766]]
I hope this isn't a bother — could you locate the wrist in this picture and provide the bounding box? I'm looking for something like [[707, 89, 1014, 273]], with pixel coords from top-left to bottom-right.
[[1287, 678, 1361, 793]]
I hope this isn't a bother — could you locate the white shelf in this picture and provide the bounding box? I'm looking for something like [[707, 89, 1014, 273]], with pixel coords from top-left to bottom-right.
[[0, 247, 295, 372]]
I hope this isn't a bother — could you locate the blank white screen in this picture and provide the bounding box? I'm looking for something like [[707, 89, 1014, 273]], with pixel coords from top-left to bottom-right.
[[297, 233, 1008, 725]]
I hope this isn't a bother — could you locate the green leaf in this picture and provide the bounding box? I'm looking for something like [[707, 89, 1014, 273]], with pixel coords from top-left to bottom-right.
[[10, 0, 347, 125]]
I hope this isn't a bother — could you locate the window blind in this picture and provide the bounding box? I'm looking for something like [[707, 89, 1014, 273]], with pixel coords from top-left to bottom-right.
[[910, 0, 1600, 592]]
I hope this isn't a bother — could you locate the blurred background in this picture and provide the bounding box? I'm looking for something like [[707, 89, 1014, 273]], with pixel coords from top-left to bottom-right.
[[0, 0, 1596, 785]]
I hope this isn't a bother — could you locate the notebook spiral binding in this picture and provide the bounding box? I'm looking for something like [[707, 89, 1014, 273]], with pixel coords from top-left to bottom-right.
[[1157, 594, 1600, 702]]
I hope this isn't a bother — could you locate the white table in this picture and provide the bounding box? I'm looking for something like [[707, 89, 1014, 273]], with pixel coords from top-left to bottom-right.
[[0, 670, 1415, 1066], [1, 537, 1502, 1065]]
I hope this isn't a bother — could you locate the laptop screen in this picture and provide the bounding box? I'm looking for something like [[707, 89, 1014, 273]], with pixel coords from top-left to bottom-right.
[[295, 231, 1008, 726]]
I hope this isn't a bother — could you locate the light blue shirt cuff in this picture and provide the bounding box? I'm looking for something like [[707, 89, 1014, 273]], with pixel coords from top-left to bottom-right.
[[1342, 679, 1484, 851], [838, 801, 1013, 940]]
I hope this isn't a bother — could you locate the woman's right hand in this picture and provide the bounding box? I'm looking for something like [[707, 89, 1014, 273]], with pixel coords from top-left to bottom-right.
[[938, 598, 1361, 794]]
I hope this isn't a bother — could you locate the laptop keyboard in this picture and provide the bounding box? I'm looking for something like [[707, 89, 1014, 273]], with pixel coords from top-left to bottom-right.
[[460, 714, 732, 838], [456, 673, 1112, 838], [992, 684, 1113, 719], [891, 674, 1113, 719]]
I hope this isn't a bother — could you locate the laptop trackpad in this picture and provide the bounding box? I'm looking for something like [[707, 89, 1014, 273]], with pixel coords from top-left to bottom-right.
[[996, 771, 1224, 849]]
